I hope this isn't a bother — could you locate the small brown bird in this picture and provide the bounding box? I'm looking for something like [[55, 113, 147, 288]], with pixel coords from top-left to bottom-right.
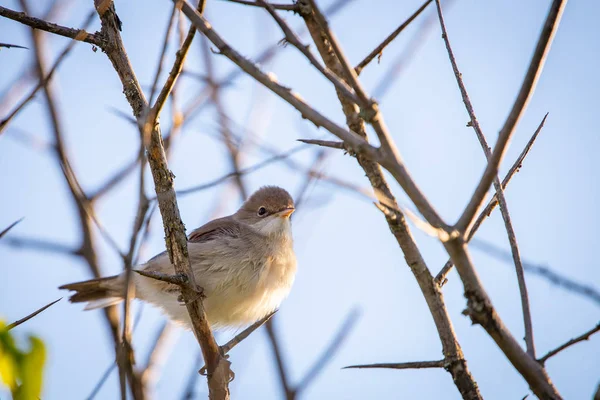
[[60, 186, 297, 329]]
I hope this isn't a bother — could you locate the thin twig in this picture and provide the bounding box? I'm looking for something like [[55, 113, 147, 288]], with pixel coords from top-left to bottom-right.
[[538, 322, 600, 364], [257, 0, 361, 105], [470, 239, 600, 307], [18, 2, 126, 395], [296, 308, 360, 392], [94, 0, 230, 396], [0, 42, 28, 49], [220, 311, 277, 355], [6, 298, 62, 330], [200, 35, 247, 201], [297, 139, 346, 150], [435, 114, 548, 285], [151, 0, 207, 124], [265, 319, 294, 400], [148, 5, 179, 105], [434, 0, 535, 357], [0, 10, 97, 135], [180, 0, 449, 234], [299, 5, 481, 398], [344, 360, 445, 370], [0, 6, 103, 47], [354, 0, 432, 75], [86, 362, 117, 400], [455, 0, 567, 233], [300, 0, 450, 233], [220, 0, 297, 11], [0, 218, 24, 239], [173, 145, 309, 198], [2, 235, 81, 256]]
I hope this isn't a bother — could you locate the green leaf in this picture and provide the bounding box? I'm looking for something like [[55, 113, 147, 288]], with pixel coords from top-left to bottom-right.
[[0, 321, 20, 392], [0, 321, 47, 399], [14, 336, 46, 400]]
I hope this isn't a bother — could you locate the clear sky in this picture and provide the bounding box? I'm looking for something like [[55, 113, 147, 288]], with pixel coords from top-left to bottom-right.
[[1, 0, 599, 399]]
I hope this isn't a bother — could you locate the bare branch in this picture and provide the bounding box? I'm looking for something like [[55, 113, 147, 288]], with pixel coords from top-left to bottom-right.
[[95, 1, 230, 396], [265, 319, 294, 399], [151, 0, 207, 120], [18, 3, 122, 377], [6, 297, 62, 330], [90, 154, 141, 199], [220, 0, 297, 11], [148, 5, 179, 105], [297, 138, 346, 150], [2, 235, 81, 256], [0, 6, 103, 47], [296, 308, 360, 392], [0, 218, 24, 239], [354, 0, 432, 75], [0, 42, 28, 49], [344, 360, 445, 370], [220, 311, 277, 355], [538, 322, 600, 364], [456, 0, 567, 233], [0, 10, 97, 135], [434, 0, 535, 356], [299, 6, 481, 398], [173, 145, 309, 198], [257, 0, 361, 105], [471, 239, 600, 307], [180, 0, 449, 233], [436, 114, 548, 285]]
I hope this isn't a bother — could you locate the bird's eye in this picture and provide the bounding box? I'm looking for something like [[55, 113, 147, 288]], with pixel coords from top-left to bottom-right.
[[257, 206, 267, 216]]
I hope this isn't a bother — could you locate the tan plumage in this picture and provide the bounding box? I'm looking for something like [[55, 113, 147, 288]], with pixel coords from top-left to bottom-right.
[[60, 186, 297, 329]]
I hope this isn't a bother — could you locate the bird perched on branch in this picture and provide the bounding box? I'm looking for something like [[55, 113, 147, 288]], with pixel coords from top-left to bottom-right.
[[60, 186, 297, 329]]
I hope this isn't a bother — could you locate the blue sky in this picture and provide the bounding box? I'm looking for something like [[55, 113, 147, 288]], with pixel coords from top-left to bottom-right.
[[1, 0, 599, 399]]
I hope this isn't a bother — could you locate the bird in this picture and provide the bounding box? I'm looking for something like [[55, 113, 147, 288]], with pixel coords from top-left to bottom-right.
[[60, 186, 297, 330]]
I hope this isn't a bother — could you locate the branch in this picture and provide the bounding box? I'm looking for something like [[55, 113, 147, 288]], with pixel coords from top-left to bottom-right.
[[148, 5, 179, 105], [0, 218, 23, 239], [434, 0, 535, 357], [6, 297, 62, 330], [538, 322, 600, 364], [344, 360, 445, 370], [151, 0, 207, 121], [220, 311, 276, 355], [0, 10, 97, 135], [220, 0, 298, 11], [0, 6, 104, 47], [455, 0, 567, 233], [178, 0, 354, 137], [257, 0, 362, 105], [354, 0, 432, 75], [179, 0, 449, 234], [435, 115, 548, 285], [470, 239, 600, 307], [2, 235, 81, 256], [298, 6, 481, 399], [94, 1, 230, 398], [297, 139, 346, 150], [173, 145, 309, 198], [0, 42, 28, 49], [265, 319, 294, 399], [296, 308, 360, 393]]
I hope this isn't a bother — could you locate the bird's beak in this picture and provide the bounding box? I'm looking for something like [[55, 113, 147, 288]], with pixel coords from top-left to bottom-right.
[[278, 207, 295, 219]]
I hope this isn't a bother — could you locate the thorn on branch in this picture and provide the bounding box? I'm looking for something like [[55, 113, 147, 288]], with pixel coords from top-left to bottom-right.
[[6, 297, 62, 330]]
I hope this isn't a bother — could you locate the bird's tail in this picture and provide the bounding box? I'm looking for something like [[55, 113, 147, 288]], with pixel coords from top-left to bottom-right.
[[59, 275, 124, 310]]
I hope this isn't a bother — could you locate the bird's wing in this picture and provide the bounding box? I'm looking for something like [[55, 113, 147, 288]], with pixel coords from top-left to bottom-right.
[[187, 216, 244, 243], [140, 217, 249, 276]]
